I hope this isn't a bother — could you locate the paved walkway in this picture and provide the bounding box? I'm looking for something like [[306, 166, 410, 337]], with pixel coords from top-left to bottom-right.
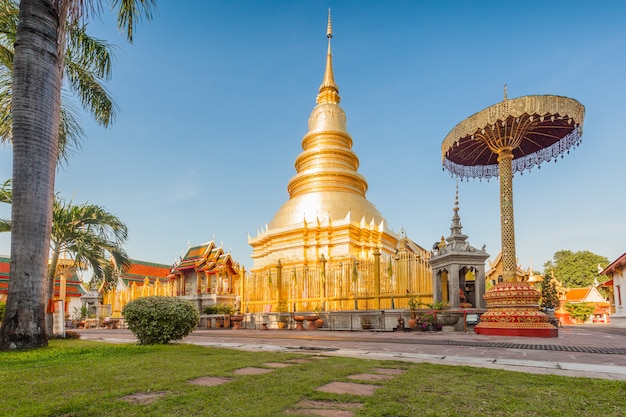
[[76, 324, 626, 381]]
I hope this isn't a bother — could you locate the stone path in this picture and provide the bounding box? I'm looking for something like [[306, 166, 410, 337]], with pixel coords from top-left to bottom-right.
[[120, 357, 406, 416]]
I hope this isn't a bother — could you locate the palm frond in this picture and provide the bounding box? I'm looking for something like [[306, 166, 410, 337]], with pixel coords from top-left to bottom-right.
[[0, 178, 11, 232], [64, 23, 118, 127], [0, 178, 10, 203], [57, 97, 85, 164], [64, 60, 117, 128], [50, 196, 129, 290], [0, 44, 13, 70], [0, 0, 120, 157], [112, 0, 158, 43], [0, 0, 18, 42], [67, 24, 114, 80]]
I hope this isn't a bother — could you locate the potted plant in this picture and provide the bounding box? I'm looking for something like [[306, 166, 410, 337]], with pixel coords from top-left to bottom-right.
[[407, 296, 420, 329], [313, 304, 325, 328], [276, 301, 290, 329], [418, 312, 434, 331], [428, 300, 459, 328]]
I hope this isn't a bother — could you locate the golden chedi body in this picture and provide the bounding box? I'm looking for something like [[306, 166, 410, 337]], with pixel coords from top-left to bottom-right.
[[246, 13, 430, 313], [249, 14, 398, 271]]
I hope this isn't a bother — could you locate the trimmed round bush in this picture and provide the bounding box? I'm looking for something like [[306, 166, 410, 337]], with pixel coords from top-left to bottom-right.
[[122, 296, 199, 345]]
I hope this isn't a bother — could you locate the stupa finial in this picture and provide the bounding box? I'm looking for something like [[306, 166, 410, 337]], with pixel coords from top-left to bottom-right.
[[503, 84, 508, 101], [317, 8, 340, 104], [327, 8, 332, 40]]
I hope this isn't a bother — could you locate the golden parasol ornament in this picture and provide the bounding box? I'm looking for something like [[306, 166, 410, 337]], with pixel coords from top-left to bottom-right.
[[442, 93, 584, 180], [441, 91, 585, 337]]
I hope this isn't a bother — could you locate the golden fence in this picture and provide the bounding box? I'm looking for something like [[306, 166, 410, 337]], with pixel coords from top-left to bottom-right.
[[102, 252, 433, 316], [102, 278, 174, 318], [242, 252, 432, 313]]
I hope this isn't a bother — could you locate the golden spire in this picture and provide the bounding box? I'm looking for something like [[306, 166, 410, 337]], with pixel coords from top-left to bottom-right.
[[268, 11, 382, 230], [317, 9, 340, 104]]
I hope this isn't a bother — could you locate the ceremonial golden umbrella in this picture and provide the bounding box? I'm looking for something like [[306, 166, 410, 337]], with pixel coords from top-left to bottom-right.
[[442, 91, 584, 336], [443, 92, 584, 280]]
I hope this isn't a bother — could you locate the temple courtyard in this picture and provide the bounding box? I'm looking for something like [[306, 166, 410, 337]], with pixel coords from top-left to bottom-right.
[[78, 324, 626, 381]]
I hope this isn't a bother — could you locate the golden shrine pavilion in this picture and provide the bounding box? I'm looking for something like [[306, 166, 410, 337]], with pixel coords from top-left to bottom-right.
[[246, 13, 431, 313], [168, 240, 240, 299]]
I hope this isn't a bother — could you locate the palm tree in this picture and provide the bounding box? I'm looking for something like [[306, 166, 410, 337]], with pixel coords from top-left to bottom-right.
[[0, 0, 118, 164], [46, 197, 130, 334], [1, 0, 156, 350], [0, 181, 130, 334]]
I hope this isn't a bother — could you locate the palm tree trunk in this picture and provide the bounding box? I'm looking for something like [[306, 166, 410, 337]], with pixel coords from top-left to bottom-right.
[[0, 0, 66, 350]]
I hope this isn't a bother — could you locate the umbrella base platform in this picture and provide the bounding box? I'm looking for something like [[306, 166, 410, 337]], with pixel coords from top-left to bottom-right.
[[475, 325, 558, 338], [474, 282, 559, 338]]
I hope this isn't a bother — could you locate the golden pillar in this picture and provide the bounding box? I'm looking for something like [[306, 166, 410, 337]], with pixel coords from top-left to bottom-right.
[[240, 265, 246, 312], [352, 258, 359, 310], [276, 260, 283, 301], [319, 254, 326, 309], [497, 146, 517, 282], [374, 249, 381, 309]]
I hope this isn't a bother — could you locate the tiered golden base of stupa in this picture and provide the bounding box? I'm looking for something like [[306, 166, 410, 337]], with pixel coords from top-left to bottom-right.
[[474, 282, 558, 337]]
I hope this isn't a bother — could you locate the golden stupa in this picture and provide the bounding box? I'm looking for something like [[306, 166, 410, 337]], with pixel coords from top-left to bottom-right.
[[245, 12, 431, 314]]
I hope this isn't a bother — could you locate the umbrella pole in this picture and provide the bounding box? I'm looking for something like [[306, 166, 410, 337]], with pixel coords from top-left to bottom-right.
[[497, 146, 517, 282]]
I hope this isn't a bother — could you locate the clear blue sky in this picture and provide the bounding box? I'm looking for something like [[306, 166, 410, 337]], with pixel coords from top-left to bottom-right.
[[1, 1, 625, 274]]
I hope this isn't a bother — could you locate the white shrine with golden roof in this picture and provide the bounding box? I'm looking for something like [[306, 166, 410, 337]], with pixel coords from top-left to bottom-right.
[[246, 13, 431, 313]]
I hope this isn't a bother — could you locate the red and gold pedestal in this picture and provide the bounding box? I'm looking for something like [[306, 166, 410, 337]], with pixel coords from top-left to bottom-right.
[[474, 282, 558, 337]]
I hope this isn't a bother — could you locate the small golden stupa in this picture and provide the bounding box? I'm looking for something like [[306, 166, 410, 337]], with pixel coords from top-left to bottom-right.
[[247, 12, 431, 313]]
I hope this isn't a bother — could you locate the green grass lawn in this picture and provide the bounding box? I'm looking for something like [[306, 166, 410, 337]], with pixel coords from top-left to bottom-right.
[[0, 340, 624, 417]]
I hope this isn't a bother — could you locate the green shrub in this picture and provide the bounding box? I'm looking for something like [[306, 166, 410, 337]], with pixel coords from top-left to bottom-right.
[[0, 301, 5, 322], [122, 296, 199, 345], [202, 303, 234, 315]]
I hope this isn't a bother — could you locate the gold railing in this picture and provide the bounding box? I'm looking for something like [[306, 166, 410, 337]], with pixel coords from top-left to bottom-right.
[[242, 253, 433, 313]]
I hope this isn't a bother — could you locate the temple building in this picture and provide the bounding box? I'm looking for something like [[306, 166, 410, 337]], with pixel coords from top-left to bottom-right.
[[485, 252, 531, 287], [168, 240, 241, 310], [600, 252, 625, 326], [246, 13, 431, 313]]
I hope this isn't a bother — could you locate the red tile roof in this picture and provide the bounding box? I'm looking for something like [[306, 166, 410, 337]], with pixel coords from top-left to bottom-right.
[[121, 259, 171, 286], [565, 288, 590, 302]]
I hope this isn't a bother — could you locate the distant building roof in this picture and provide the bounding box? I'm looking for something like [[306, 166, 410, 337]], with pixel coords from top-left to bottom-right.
[[120, 259, 171, 286], [565, 286, 608, 305], [601, 252, 626, 276]]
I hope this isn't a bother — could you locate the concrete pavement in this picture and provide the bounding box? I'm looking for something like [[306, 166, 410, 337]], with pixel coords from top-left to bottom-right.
[[76, 324, 626, 381]]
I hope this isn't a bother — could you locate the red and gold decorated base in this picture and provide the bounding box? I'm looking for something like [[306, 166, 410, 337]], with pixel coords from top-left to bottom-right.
[[474, 282, 558, 338]]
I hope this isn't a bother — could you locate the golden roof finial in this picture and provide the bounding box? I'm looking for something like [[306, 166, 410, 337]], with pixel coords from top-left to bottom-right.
[[317, 8, 340, 104], [503, 84, 508, 101], [327, 8, 332, 40]]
